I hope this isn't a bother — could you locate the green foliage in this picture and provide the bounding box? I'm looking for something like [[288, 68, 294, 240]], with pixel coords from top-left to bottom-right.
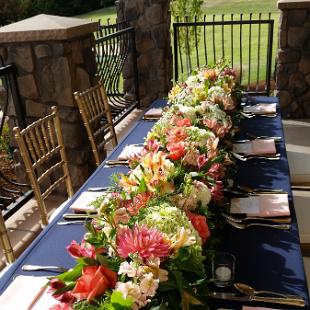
[[170, 0, 204, 72], [170, 0, 204, 21], [21, 0, 102, 17], [1, 0, 115, 24], [110, 291, 133, 309], [0, 123, 10, 155]]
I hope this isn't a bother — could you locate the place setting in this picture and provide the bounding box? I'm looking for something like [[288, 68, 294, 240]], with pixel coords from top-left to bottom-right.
[[231, 136, 281, 161], [209, 252, 306, 307], [221, 186, 291, 230], [142, 107, 163, 120]]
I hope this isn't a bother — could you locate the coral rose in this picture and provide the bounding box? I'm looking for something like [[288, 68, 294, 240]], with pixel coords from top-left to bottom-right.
[[186, 211, 211, 243], [167, 142, 186, 161], [72, 265, 117, 302]]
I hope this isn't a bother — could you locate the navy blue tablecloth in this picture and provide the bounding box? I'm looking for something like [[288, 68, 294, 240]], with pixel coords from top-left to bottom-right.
[[0, 97, 308, 310]]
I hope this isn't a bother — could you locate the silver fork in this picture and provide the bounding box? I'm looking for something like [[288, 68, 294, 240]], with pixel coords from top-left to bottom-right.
[[226, 219, 291, 230], [231, 152, 281, 161], [221, 212, 292, 224]]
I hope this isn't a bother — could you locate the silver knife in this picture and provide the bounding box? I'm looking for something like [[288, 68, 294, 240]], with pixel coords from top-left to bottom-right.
[[87, 187, 110, 191], [209, 292, 306, 307], [105, 160, 129, 166], [62, 213, 94, 220]]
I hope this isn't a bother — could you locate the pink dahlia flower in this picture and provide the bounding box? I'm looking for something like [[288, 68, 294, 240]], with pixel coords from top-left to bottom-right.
[[117, 225, 170, 260]]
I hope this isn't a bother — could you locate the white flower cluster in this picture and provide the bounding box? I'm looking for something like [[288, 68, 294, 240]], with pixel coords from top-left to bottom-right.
[[116, 257, 167, 309]]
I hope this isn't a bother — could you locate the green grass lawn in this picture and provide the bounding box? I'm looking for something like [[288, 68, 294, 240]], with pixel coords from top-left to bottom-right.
[[76, 6, 117, 23], [77, 1, 279, 89]]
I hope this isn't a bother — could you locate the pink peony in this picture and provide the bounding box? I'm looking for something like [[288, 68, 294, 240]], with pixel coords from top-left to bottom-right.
[[117, 225, 170, 260]]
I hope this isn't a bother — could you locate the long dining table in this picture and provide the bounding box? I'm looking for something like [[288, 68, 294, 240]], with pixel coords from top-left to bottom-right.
[[0, 96, 309, 309]]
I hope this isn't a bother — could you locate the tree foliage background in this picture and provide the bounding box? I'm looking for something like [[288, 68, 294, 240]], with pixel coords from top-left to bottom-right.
[[0, 0, 115, 25]]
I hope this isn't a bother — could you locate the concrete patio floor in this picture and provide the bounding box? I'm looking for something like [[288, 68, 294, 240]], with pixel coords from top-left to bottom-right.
[[1, 112, 310, 296]]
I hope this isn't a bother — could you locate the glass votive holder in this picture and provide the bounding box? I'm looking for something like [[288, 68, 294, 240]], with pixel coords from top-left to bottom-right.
[[212, 252, 236, 287]]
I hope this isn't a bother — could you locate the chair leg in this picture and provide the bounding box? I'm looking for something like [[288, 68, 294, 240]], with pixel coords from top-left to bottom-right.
[[0, 214, 15, 264], [36, 198, 49, 227]]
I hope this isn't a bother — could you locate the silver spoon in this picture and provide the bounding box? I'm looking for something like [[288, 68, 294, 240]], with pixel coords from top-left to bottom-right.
[[234, 283, 303, 300]]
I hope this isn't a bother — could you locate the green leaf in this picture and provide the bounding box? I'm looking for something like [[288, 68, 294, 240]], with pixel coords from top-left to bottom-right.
[[137, 177, 147, 193], [56, 263, 84, 282], [110, 291, 133, 309]]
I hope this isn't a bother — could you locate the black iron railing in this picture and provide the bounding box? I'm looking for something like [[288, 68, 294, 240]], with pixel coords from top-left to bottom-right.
[[94, 19, 129, 38], [173, 13, 274, 95], [95, 24, 139, 125], [0, 63, 33, 220]]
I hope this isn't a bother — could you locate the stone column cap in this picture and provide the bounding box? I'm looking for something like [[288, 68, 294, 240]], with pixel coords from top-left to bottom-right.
[[0, 14, 98, 43], [278, 0, 310, 9]]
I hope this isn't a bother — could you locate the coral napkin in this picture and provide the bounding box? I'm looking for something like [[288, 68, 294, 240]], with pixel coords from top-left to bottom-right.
[[144, 108, 163, 118], [117, 145, 144, 160], [0, 276, 55, 310], [243, 103, 277, 114], [230, 193, 290, 217], [69, 191, 104, 213], [233, 139, 276, 155]]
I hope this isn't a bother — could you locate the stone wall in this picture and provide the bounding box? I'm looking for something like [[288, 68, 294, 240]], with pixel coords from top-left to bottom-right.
[[277, 0, 310, 117], [0, 15, 98, 190], [116, 0, 172, 107]]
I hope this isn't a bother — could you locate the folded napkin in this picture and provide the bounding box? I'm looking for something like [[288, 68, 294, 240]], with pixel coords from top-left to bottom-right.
[[233, 139, 276, 156], [0, 275, 56, 310], [117, 145, 144, 160], [69, 191, 104, 213], [144, 108, 163, 118], [230, 193, 290, 217], [243, 103, 277, 114]]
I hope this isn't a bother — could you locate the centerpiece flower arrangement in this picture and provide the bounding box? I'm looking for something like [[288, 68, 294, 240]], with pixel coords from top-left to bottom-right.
[[48, 61, 241, 310]]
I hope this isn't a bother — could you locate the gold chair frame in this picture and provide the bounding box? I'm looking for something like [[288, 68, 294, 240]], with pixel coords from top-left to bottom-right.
[[74, 82, 118, 166], [13, 106, 74, 228], [0, 214, 14, 263]]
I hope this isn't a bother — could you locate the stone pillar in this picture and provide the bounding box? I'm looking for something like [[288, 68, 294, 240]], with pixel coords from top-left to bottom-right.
[[116, 0, 172, 107], [277, 0, 310, 117], [0, 14, 99, 190]]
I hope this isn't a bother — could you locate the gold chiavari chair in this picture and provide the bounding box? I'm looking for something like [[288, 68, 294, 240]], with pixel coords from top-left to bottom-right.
[[0, 211, 14, 263], [74, 82, 118, 166], [13, 106, 74, 228]]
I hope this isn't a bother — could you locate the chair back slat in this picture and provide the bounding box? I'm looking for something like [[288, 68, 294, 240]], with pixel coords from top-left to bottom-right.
[[34, 126, 46, 157], [40, 122, 51, 152], [74, 82, 118, 166], [47, 118, 56, 149], [13, 106, 74, 227], [24, 134, 37, 163]]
